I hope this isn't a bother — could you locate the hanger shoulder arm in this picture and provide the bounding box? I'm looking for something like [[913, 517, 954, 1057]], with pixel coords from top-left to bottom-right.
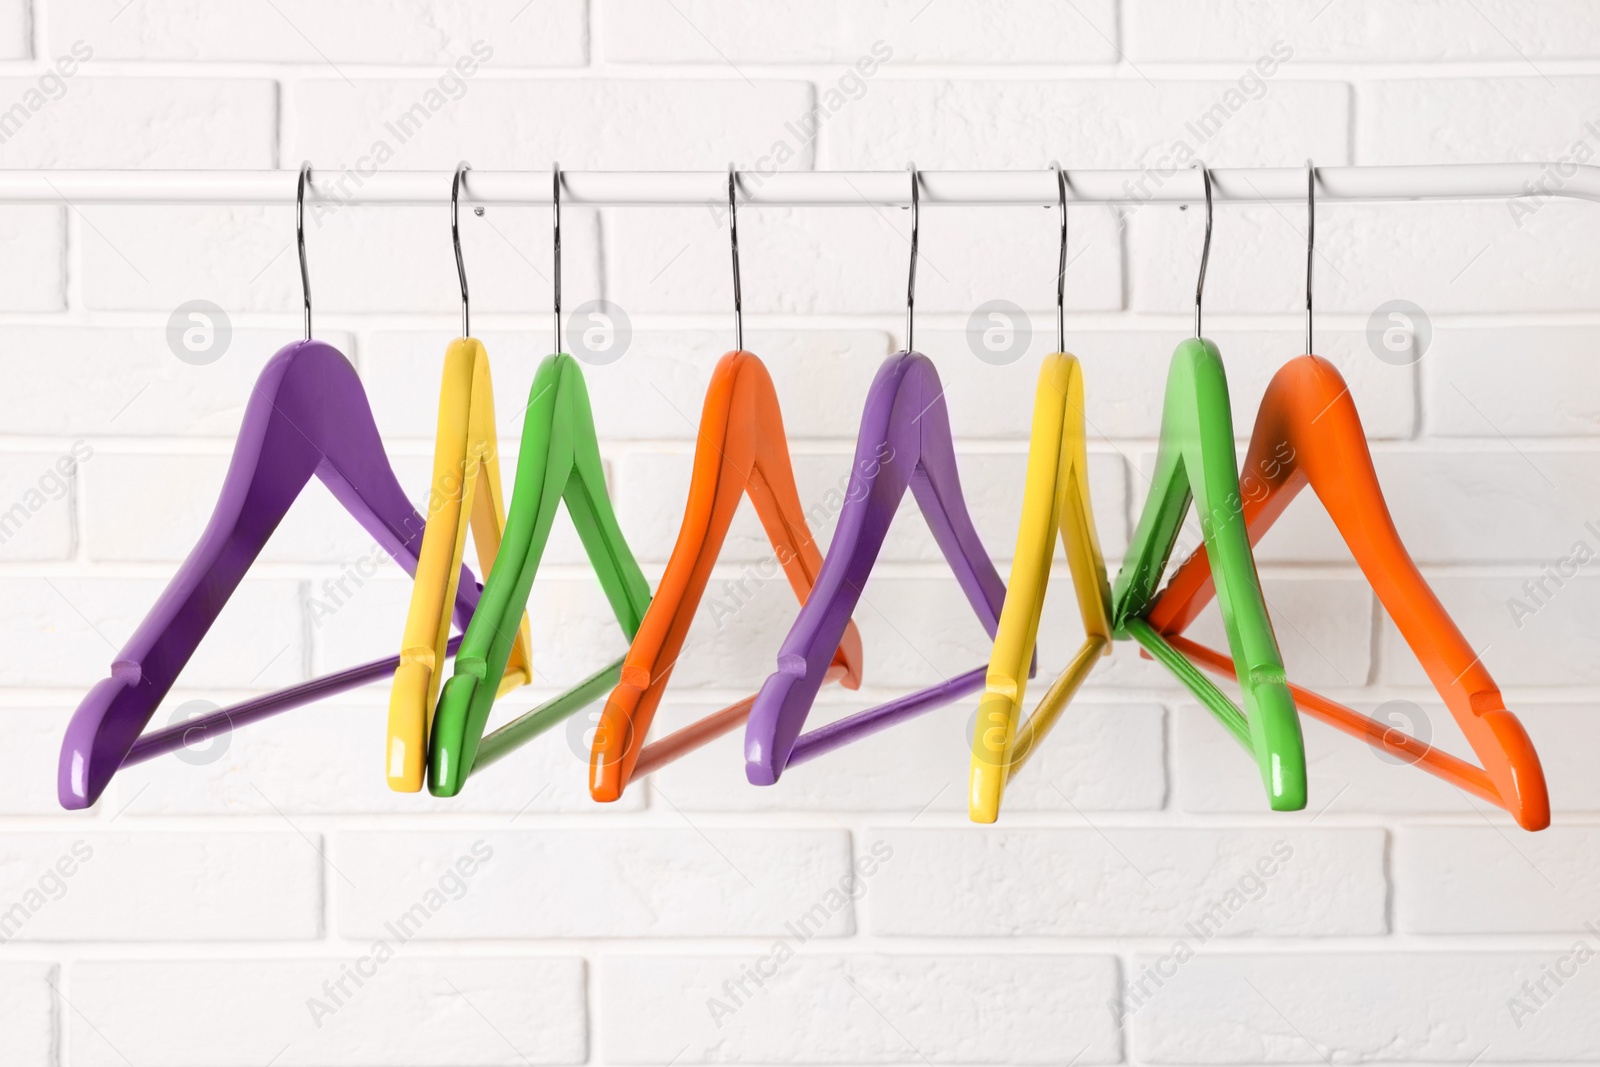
[[1175, 343, 1305, 811], [591, 355, 752, 800], [744, 359, 916, 785], [387, 349, 481, 792], [557, 354, 658, 638], [901, 358, 1009, 638], [428, 355, 576, 796], [731, 354, 865, 688]]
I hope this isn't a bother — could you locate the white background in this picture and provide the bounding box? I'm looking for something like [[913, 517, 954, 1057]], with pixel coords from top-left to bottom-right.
[[4, 1, 1600, 1064]]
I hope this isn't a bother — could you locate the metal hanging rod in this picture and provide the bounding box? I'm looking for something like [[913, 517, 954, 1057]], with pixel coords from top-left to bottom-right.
[[0, 163, 1589, 206]]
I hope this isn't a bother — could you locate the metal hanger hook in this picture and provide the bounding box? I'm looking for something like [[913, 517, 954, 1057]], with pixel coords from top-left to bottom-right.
[[1305, 159, 1316, 355], [1192, 162, 1213, 340], [296, 162, 312, 341], [552, 161, 562, 353], [1051, 161, 1068, 354], [728, 163, 743, 352], [906, 162, 919, 354], [452, 161, 471, 338]]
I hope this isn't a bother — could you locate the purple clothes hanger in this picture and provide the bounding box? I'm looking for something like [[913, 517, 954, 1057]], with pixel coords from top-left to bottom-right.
[[743, 349, 1026, 783], [746, 167, 1025, 784], [58, 166, 479, 810], [60, 339, 481, 809]]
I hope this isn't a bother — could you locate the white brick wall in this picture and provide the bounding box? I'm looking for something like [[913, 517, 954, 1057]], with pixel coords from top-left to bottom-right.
[[4, 2, 1600, 1064]]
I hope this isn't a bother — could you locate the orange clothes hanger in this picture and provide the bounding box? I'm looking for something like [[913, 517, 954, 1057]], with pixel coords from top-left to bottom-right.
[[589, 171, 863, 801], [1146, 354, 1548, 830], [1146, 164, 1548, 831], [589, 350, 864, 801]]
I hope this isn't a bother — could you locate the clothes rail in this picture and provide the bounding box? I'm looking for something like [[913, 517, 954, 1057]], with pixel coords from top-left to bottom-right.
[[0, 163, 1589, 207]]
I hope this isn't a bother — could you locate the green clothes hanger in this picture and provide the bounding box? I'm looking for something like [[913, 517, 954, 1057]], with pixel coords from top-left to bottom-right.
[[429, 351, 651, 796], [428, 168, 652, 796], [1109, 166, 1307, 812]]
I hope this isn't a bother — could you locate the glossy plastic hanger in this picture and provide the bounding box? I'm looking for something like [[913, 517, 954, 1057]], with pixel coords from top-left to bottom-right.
[[58, 164, 481, 809], [744, 164, 1025, 785], [427, 163, 654, 797], [1147, 164, 1549, 830], [968, 164, 1114, 822], [589, 167, 865, 802], [386, 163, 532, 792], [1110, 164, 1307, 813]]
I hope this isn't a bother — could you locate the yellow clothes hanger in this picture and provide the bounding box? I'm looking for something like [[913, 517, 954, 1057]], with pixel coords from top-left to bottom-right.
[[968, 166, 1113, 823], [387, 164, 531, 792], [969, 353, 1112, 821]]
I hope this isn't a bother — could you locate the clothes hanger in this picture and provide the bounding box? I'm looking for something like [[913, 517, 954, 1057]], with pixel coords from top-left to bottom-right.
[[385, 162, 533, 792], [427, 163, 654, 797], [588, 167, 865, 802], [968, 163, 1114, 823], [58, 164, 481, 809], [743, 164, 1025, 785], [1146, 164, 1549, 830], [1110, 164, 1308, 813]]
